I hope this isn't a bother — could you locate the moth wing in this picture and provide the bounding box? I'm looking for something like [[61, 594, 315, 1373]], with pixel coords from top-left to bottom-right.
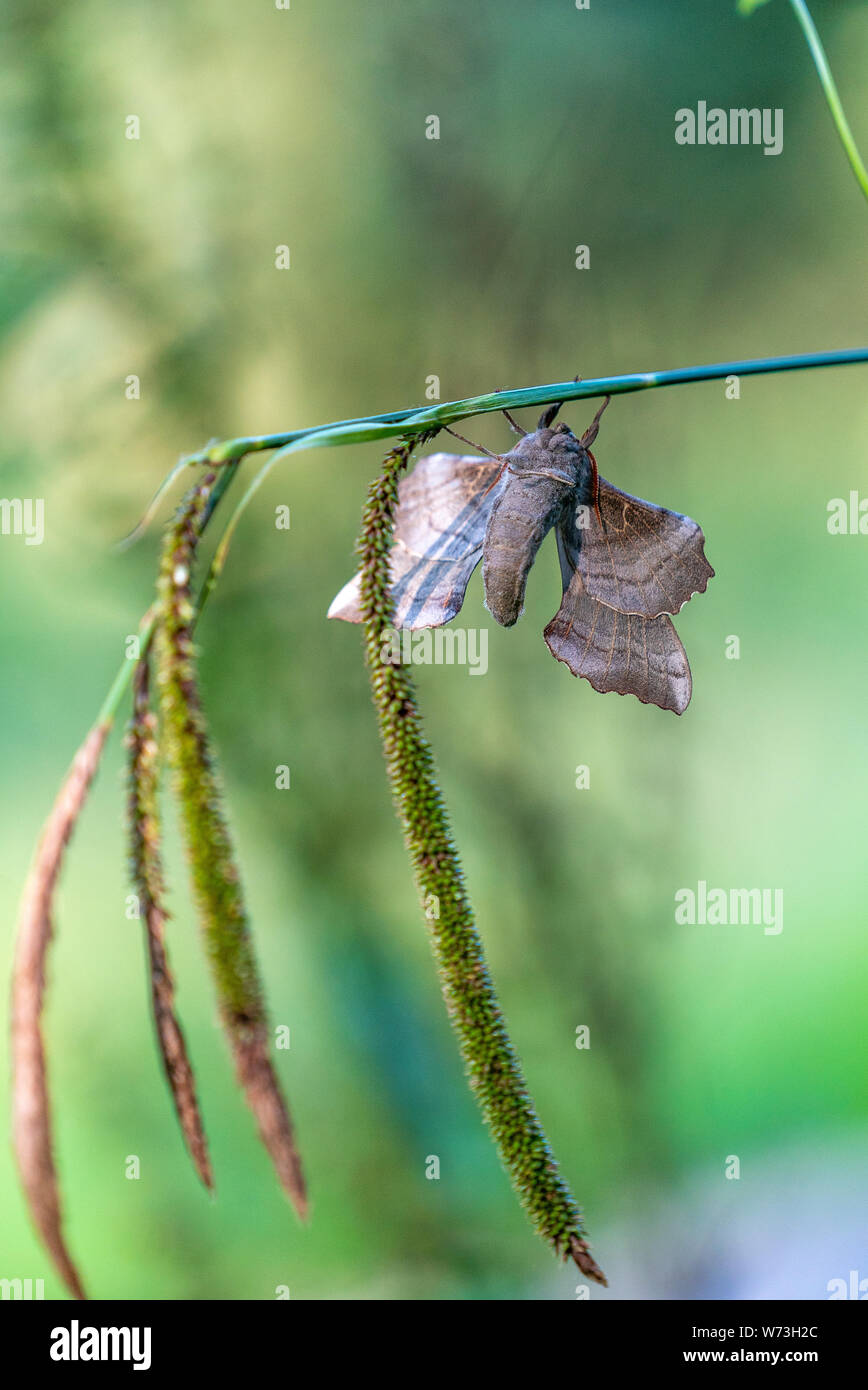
[[565, 475, 713, 618], [545, 527, 692, 714], [328, 452, 504, 630]]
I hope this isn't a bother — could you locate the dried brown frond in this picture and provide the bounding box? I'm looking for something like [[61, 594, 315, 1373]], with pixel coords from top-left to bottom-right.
[[11, 722, 111, 1301]]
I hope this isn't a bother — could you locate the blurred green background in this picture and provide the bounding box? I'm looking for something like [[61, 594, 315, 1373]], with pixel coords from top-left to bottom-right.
[[1, 0, 867, 1300]]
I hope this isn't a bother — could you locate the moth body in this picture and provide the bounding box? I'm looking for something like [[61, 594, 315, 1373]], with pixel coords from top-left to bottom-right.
[[483, 425, 591, 627]]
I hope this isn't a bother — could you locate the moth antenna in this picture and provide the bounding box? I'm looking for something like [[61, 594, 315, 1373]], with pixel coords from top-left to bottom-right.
[[443, 425, 501, 460], [587, 449, 605, 531], [580, 394, 611, 448], [537, 401, 563, 429], [538, 373, 582, 431]]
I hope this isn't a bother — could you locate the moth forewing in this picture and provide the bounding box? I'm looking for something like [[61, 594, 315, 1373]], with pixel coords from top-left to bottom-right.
[[394, 452, 504, 559], [571, 477, 715, 619], [328, 451, 504, 630]]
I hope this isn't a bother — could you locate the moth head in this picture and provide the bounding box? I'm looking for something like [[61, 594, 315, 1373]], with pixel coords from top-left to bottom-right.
[[549, 421, 578, 444], [536, 392, 610, 451], [523, 421, 583, 454]]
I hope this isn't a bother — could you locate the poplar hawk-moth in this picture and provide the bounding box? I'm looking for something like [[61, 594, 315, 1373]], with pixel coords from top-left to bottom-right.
[[328, 400, 713, 714]]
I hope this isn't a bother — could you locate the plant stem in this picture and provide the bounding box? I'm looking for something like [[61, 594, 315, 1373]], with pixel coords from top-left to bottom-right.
[[95, 461, 241, 732], [356, 436, 606, 1284], [788, 0, 868, 204], [183, 347, 868, 467]]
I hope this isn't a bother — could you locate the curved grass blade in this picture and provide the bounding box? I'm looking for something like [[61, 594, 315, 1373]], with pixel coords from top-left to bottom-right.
[[10, 722, 111, 1301], [740, 0, 868, 205], [786, 0, 868, 204], [155, 472, 307, 1216], [355, 436, 607, 1285], [128, 651, 213, 1190], [116, 459, 191, 551]]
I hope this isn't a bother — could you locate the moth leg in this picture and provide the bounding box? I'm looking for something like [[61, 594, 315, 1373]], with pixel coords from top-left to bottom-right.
[[501, 408, 525, 436], [480, 462, 510, 499], [579, 394, 610, 448], [493, 387, 526, 436], [515, 467, 576, 486], [443, 424, 502, 459]]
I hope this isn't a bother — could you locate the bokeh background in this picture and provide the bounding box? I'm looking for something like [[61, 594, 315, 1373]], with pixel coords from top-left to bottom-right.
[[1, 0, 866, 1300]]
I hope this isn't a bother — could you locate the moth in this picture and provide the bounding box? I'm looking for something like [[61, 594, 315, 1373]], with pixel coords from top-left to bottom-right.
[[329, 397, 714, 713]]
